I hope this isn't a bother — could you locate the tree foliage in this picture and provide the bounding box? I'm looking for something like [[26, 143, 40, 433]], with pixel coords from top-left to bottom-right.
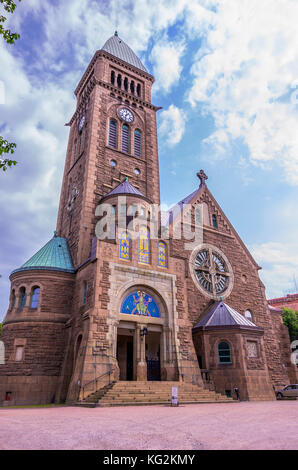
[[282, 308, 298, 342], [0, 0, 21, 44], [0, 322, 2, 336], [0, 0, 21, 171]]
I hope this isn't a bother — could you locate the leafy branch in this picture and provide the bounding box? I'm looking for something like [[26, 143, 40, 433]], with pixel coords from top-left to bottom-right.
[[0, 0, 21, 171]]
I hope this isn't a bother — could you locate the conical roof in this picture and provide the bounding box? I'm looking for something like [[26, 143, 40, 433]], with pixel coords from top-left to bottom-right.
[[194, 301, 261, 330], [11, 234, 75, 275], [102, 32, 148, 72], [103, 179, 146, 198]]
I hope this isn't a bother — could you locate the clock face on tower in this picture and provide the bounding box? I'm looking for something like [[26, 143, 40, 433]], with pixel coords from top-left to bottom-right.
[[118, 107, 134, 123]]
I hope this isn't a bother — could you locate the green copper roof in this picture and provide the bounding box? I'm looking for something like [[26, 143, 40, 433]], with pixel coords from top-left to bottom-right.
[[11, 235, 75, 275]]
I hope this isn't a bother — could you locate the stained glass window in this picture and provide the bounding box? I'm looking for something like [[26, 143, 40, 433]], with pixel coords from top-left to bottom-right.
[[109, 119, 117, 148], [157, 242, 167, 268], [121, 291, 160, 317], [218, 341, 232, 364], [139, 226, 150, 264], [122, 125, 129, 153], [120, 232, 131, 260], [134, 130, 141, 157], [30, 286, 40, 309]]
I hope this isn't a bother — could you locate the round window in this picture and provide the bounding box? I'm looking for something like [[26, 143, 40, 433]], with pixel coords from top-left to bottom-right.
[[190, 244, 234, 299], [134, 168, 140, 175], [110, 160, 117, 167]]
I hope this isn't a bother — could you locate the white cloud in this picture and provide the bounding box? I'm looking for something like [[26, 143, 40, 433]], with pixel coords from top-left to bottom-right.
[[150, 38, 185, 93], [250, 242, 298, 298], [158, 105, 186, 147], [186, 0, 298, 185]]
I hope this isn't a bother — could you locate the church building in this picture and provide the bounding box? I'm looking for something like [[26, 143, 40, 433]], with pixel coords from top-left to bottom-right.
[[1, 33, 296, 406]]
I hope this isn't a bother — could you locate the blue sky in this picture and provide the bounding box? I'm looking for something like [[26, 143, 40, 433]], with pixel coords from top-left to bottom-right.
[[1, 0, 298, 319]]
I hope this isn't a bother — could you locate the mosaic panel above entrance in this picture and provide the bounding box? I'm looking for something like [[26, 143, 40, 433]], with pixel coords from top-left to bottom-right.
[[121, 291, 161, 317]]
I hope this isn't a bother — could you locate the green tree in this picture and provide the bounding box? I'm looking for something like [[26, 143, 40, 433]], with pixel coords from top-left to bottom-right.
[[0, 0, 21, 172], [282, 308, 298, 342], [0, 322, 2, 336]]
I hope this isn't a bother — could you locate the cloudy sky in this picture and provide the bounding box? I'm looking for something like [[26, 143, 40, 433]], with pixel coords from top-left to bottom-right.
[[1, 0, 298, 319]]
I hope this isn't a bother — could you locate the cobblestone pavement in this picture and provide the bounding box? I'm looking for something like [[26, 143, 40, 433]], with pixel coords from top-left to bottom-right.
[[0, 401, 297, 450]]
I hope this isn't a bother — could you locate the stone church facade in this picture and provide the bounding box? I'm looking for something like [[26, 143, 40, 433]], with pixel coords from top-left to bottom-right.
[[1, 33, 296, 405]]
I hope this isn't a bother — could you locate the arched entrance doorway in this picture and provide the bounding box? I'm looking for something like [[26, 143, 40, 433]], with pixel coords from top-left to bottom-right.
[[117, 289, 164, 381]]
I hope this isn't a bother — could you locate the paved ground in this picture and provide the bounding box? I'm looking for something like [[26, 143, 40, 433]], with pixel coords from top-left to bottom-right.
[[0, 401, 297, 450]]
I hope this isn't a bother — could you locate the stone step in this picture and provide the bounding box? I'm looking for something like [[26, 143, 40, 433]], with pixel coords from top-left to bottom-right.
[[81, 380, 234, 406]]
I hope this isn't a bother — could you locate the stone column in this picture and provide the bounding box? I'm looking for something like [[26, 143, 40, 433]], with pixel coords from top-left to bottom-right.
[[136, 324, 147, 381]]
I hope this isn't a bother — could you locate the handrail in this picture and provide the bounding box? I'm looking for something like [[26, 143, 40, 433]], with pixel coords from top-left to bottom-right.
[[81, 356, 118, 400], [83, 367, 113, 390]]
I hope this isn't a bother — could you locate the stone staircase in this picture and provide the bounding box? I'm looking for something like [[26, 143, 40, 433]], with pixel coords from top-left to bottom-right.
[[81, 381, 235, 406]]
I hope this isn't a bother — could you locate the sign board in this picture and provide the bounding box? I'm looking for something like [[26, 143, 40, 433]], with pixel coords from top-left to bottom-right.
[[171, 386, 179, 406]]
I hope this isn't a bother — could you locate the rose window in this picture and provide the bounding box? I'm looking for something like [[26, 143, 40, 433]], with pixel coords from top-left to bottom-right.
[[193, 247, 232, 297]]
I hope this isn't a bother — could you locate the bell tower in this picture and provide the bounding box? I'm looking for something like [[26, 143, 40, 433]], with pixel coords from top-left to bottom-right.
[[56, 32, 161, 265]]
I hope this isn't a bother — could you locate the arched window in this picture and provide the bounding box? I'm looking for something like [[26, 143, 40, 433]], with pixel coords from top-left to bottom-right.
[[157, 242, 167, 268], [139, 226, 150, 264], [212, 214, 218, 229], [124, 77, 128, 92], [134, 129, 141, 157], [122, 125, 129, 153], [10, 289, 16, 310], [82, 281, 87, 305], [245, 310, 253, 322], [218, 341, 232, 364], [195, 208, 201, 224], [130, 81, 135, 94], [30, 286, 40, 309], [111, 71, 115, 85], [109, 119, 117, 148], [19, 287, 26, 311], [117, 74, 122, 88], [120, 232, 131, 260], [137, 84, 141, 97]]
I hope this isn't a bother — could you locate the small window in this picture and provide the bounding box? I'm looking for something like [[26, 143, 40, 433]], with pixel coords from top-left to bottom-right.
[[5, 392, 12, 401], [110, 159, 117, 167], [15, 346, 24, 362], [124, 77, 128, 90], [129, 204, 137, 216], [134, 129, 141, 157], [195, 208, 201, 224], [117, 74, 122, 88], [139, 226, 150, 264], [111, 71, 115, 85], [82, 281, 87, 305], [137, 84, 141, 97], [157, 242, 167, 268], [134, 168, 140, 175], [30, 287, 40, 309], [212, 214, 218, 229], [245, 310, 253, 321], [19, 288, 26, 311], [130, 81, 135, 94], [109, 120, 117, 148], [122, 125, 129, 153], [218, 341, 232, 364], [11, 289, 16, 309], [140, 206, 146, 217], [120, 232, 131, 260]]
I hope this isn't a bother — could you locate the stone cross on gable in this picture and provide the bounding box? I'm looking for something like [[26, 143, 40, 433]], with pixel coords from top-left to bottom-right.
[[197, 170, 208, 186]]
